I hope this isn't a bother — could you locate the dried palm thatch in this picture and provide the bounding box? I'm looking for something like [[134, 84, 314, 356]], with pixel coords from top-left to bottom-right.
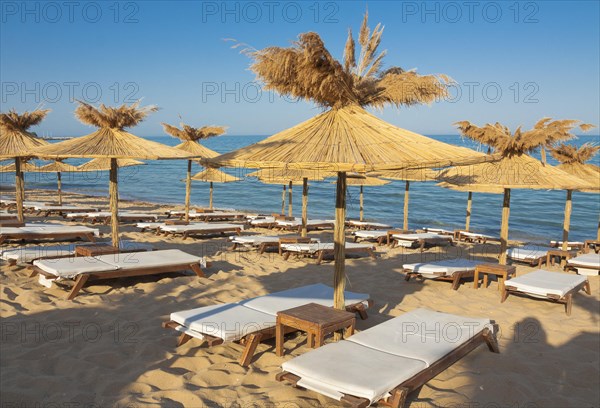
[[161, 122, 224, 158], [550, 143, 600, 194], [0, 109, 50, 158], [0, 161, 40, 172], [211, 106, 489, 172], [190, 168, 240, 183], [0, 108, 50, 221], [247, 168, 334, 182], [35, 161, 79, 173], [77, 158, 146, 171], [189, 168, 240, 210], [34, 102, 191, 160], [246, 12, 451, 110], [32, 101, 191, 247], [454, 118, 592, 159]]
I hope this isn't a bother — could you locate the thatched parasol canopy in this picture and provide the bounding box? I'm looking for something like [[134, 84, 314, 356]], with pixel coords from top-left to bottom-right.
[[0, 160, 40, 172], [438, 119, 593, 262], [162, 122, 225, 221], [33, 101, 193, 247], [209, 13, 490, 311], [551, 142, 600, 241], [189, 167, 240, 210], [34, 160, 79, 204], [78, 158, 146, 171], [0, 108, 50, 221]]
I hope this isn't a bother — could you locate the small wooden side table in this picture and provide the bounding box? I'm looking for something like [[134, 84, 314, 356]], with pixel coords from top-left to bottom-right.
[[276, 303, 355, 357], [75, 244, 120, 257], [474, 263, 517, 291], [546, 249, 576, 267]]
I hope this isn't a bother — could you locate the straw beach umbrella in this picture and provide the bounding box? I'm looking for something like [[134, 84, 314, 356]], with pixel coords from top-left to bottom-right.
[[248, 169, 333, 236], [375, 168, 440, 229], [438, 119, 592, 264], [550, 143, 600, 243], [162, 122, 224, 222], [343, 174, 390, 222], [34, 160, 79, 205], [0, 108, 50, 221], [210, 13, 492, 311], [34, 101, 193, 247], [190, 167, 240, 210], [78, 158, 146, 171]]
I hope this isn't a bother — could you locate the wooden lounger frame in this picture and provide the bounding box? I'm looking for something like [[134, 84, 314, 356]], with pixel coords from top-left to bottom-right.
[[453, 230, 500, 244], [388, 231, 453, 252], [29, 260, 205, 300], [501, 279, 591, 316], [276, 325, 499, 408], [159, 225, 242, 240], [507, 254, 546, 268], [0, 231, 96, 245], [353, 233, 387, 246], [162, 300, 373, 367], [403, 268, 474, 291]]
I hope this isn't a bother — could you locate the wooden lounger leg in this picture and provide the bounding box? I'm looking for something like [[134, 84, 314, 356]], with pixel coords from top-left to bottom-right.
[[340, 394, 370, 408], [451, 272, 462, 291], [565, 293, 573, 316], [190, 263, 205, 278], [583, 280, 591, 295], [283, 252, 291, 261], [239, 333, 263, 367], [404, 272, 413, 282], [351, 303, 369, 320], [482, 328, 500, 353], [367, 248, 376, 260], [316, 250, 325, 265], [29, 269, 39, 278], [500, 286, 510, 303], [388, 387, 410, 408], [177, 333, 193, 347], [67, 274, 90, 300]]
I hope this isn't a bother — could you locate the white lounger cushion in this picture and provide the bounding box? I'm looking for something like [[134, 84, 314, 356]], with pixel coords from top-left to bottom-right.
[[348, 221, 392, 229], [33, 249, 202, 278], [249, 217, 276, 225], [353, 230, 388, 239], [136, 222, 165, 229], [423, 227, 453, 235], [348, 308, 491, 366], [567, 253, 600, 268], [505, 270, 587, 297], [393, 232, 444, 241], [280, 242, 372, 254], [160, 223, 240, 232], [550, 240, 584, 248], [461, 231, 498, 240], [34, 257, 119, 277], [1, 242, 151, 264], [277, 219, 333, 227], [506, 246, 549, 261], [240, 283, 370, 315], [171, 303, 275, 342], [284, 340, 427, 403], [403, 259, 479, 278], [1, 225, 100, 237], [34, 205, 95, 211]]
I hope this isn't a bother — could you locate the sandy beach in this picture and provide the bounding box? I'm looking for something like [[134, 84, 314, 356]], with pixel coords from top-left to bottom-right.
[[1, 189, 598, 407]]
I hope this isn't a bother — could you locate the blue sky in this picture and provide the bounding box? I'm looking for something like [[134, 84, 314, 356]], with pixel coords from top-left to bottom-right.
[[1, 0, 599, 137]]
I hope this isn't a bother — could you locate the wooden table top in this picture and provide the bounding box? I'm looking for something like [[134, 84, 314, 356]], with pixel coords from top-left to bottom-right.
[[75, 244, 120, 257], [475, 263, 516, 272], [277, 303, 355, 326]]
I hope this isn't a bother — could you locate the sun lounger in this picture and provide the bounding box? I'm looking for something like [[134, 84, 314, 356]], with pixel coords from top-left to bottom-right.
[[29, 249, 206, 299], [162, 283, 373, 366], [352, 230, 388, 245], [346, 220, 392, 230], [1, 241, 153, 266], [135, 222, 165, 232], [422, 227, 454, 236], [277, 308, 499, 407], [276, 218, 335, 233], [565, 253, 600, 276], [229, 235, 320, 254], [454, 230, 500, 243], [190, 212, 246, 222], [65, 211, 158, 224], [502, 270, 591, 315], [33, 205, 98, 216], [403, 258, 480, 290], [279, 241, 376, 264], [549, 240, 585, 250], [159, 222, 242, 240], [506, 245, 549, 267], [0, 224, 99, 244], [389, 232, 453, 251], [248, 216, 277, 228]]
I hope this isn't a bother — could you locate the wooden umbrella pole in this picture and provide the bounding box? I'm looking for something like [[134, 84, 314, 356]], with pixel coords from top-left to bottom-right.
[[465, 191, 473, 231], [359, 185, 364, 222], [499, 188, 511, 265], [209, 182, 214, 210], [597, 217, 600, 241], [561, 190, 572, 251], [57, 172, 62, 205], [15, 157, 24, 222], [281, 185, 286, 215], [301, 177, 308, 237], [109, 158, 120, 247], [288, 181, 293, 217], [184, 160, 192, 222], [403, 180, 410, 230], [333, 171, 347, 317]]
